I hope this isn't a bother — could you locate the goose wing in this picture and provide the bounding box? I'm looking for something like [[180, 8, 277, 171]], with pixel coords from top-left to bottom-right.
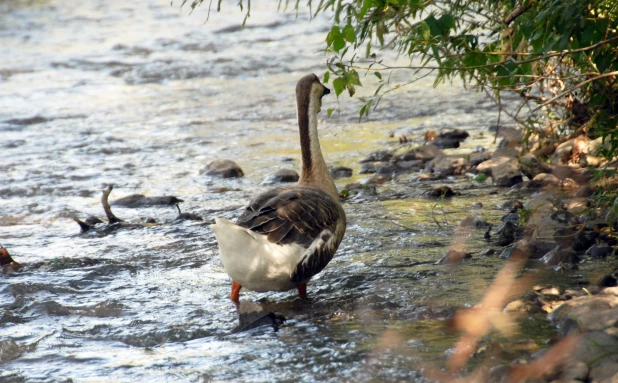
[[236, 187, 341, 248]]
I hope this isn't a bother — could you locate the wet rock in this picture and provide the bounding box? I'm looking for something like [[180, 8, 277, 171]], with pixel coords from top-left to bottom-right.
[[492, 158, 524, 187], [519, 153, 553, 180], [480, 249, 496, 256], [141, 217, 156, 224], [469, 151, 492, 166], [552, 165, 593, 185], [232, 301, 286, 333], [428, 137, 460, 149], [540, 245, 578, 266], [174, 212, 203, 221], [330, 166, 353, 179], [427, 185, 455, 198], [549, 290, 618, 335], [360, 150, 393, 163], [359, 161, 384, 174], [559, 362, 589, 381], [494, 221, 518, 246], [476, 147, 519, 175], [397, 144, 444, 162], [201, 159, 244, 178], [425, 155, 470, 178], [586, 243, 614, 258], [501, 199, 524, 212], [262, 168, 299, 184], [343, 182, 363, 191], [375, 163, 398, 176], [85, 216, 104, 225], [110, 194, 184, 207], [0, 339, 26, 363], [438, 128, 469, 141], [566, 197, 588, 214], [366, 175, 392, 184], [527, 173, 560, 188], [459, 216, 490, 228], [394, 160, 423, 171], [501, 212, 520, 223]]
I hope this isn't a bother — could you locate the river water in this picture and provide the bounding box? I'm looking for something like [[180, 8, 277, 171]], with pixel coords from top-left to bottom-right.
[[0, 1, 583, 382]]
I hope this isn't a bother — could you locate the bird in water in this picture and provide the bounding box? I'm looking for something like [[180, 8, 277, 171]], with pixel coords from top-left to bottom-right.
[[210, 74, 346, 305]]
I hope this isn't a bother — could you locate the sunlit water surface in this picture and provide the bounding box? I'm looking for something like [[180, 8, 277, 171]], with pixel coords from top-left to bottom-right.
[[0, 1, 593, 382]]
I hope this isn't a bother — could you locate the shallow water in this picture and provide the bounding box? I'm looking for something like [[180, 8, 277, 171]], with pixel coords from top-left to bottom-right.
[[0, 1, 600, 382]]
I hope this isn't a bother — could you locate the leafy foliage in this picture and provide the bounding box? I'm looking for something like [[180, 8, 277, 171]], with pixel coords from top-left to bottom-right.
[[318, 0, 617, 148]]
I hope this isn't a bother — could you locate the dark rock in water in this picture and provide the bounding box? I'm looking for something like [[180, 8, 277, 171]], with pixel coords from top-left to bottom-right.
[[359, 161, 385, 174], [427, 185, 455, 198], [262, 168, 299, 184], [519, 153, 553, 180], [360, 150, 393, 163], [595, 271, 618, 287], [501, 212, 520, 223], [540, 245, 578, 266], [480, 249, 495, 256], [459, 216, 490, 228], [527, 173, 560, 188], [174, 213, 203, 221], [438, 129, 469, 141], [427, 138, 460, 149], [494, 221, 517, 246], [141, 217, 156, 224], [375, 163, 398, 176], [397, 144, 444, 163], [343, 182, 363, 191], [330, 166, 353, 178], [366, 175, 392, 185], [394, 160, 422, 171], [232, 302, 286, 333], [202, 159, 244, 178], [493, 159, 523, 187], [586, 243, 614, 258], [425, 155, 470, 178], [111, 194, 184, 208], [469, 151, 492, 166]]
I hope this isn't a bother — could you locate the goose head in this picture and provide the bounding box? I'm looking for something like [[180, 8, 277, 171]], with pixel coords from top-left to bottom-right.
[[296, 74, 330, 114]]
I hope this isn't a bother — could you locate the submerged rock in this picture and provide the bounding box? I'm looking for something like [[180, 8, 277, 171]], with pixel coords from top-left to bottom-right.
[[111, 194, 184, 208], [539, 245, 578, 266], [262, 168, 299, 184], [330, 166, 353, 178], [202, 159, 244, 178], [397, 144, 444, 163], [360, 150, 393, 163], [424, 155, 470, 178], [427, 185, 455, 198]]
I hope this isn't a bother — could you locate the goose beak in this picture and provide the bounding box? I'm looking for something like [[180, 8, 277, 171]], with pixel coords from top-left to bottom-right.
[[323, 86, 331, 96]]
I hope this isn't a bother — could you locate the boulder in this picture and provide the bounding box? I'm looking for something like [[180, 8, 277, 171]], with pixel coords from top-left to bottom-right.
[[492, 159, 523, 187], [202, 159, 244, 178], [586, 243, 614, 258], [527, 173, 560, 188], [519, 153, 553, 179], [539, 245, 578, 266], [330, 166, 353, 179], [476, 148, 519, 176], [469, 151, 492, 166], [424, 155, 470, 178], [397, 144, 444, 163], [551, 138, 575, 165], [360, 150, 393, 163], [262, 168, 299, 184]]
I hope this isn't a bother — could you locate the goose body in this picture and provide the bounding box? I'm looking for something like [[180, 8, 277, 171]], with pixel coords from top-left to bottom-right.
[[210, 74, 346, 303]]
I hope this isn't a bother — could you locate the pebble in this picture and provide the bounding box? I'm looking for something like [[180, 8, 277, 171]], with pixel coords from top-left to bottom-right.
[[202, 159, 244, 178]]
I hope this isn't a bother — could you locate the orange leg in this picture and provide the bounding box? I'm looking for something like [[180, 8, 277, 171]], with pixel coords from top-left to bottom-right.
[[231, 280, 242, 305], [297, 283, 307, 299]]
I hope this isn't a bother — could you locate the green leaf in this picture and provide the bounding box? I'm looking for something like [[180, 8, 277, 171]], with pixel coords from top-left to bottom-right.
[[474, 173, 487, 182], [343, 25, 356, 43], [348, 70, 362, 86], [347, 84, 356, 97], [374, 71, 382, 80], [359, 0, 372, 19], [323, 71, 330, 84], [327, 107, 335, 117], [332, 77, 345, 96]]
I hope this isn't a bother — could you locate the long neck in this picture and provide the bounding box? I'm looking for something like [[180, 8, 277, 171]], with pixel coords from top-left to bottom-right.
[[297, 96, 339, 201]]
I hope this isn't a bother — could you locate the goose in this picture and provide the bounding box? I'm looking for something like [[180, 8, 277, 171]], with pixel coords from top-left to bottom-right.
[[210, 73, 346, 304]]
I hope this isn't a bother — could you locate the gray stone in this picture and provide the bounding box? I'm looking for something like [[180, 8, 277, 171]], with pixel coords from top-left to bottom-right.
[[111, 194, 184, 207], [559, 362, 589, 381], [202, 159, 244, 178], [551, 139, 575, 165], [424, 155, 470, 178], [549, 295, 618, 335], [504, 299, 543, 314], [262, 168, 299, 184], [397, 144, 444, 162], [492, 158, 524, 187], [375, 163, 398, 176], [494, 221, 518, 246], [519, 153, 553, 179], [360, 150, 393, 163], [329, 166, 353, 179], [502, 212, 520, 223], [586, 243, 614, 258], [540, 245, 578, 266], [469, 151, 492, 166], [438, 129, 470, 141], [428, 138, 460, 149], [527, 173, 560, 188], [359, 161, 385, 174], [394, 160, 423, 170]]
